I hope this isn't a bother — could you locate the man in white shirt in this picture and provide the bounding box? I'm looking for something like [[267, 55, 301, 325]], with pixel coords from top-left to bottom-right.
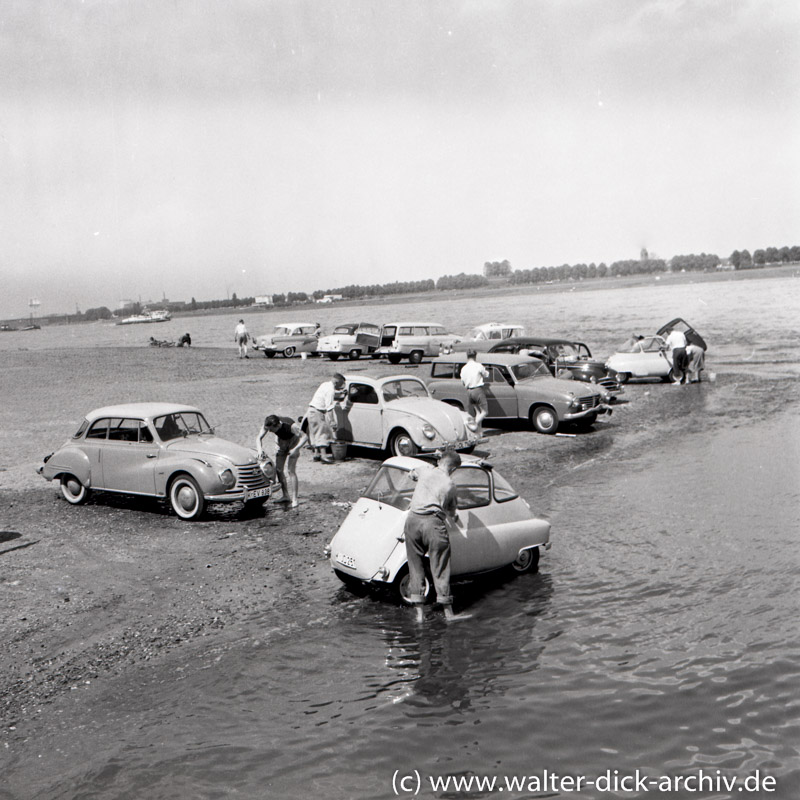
[[234, 319, 249, 359], [306, 373, 346, 462], [665, 328, 688, 384], [459, 349, 489, 431]]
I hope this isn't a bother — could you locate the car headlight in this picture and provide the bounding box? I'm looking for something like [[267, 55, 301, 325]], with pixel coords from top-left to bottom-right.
[[219, 468, 236, 489], [567, 393, 579, 409], [422, 423, 437, 440], [465, 418, 478, 432]]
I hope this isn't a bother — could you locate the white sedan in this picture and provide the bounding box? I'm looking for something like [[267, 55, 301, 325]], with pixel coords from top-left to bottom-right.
[[325, 455, 551, 603]]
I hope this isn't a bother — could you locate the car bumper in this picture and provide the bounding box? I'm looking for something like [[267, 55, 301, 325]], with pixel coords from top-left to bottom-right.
[[417, 436, 483, 453], [563, 403, 612, 421], [206, 484, 272, 503]]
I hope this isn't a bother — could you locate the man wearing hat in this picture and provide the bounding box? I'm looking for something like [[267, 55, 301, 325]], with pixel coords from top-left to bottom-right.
[[460, 349, 489, 432]]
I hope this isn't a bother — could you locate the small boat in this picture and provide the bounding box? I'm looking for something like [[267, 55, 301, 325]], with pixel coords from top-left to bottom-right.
[[116, 309, 172, 326], [20, 324, 41, 331]]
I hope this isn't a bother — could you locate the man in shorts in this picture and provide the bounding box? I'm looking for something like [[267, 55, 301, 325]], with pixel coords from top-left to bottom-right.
[[404, 451, 472, 623], [306, 373, 347, 463], [234, 319, 249, 359], [256, 414, 308, 508], [460, 349, 489, 432]]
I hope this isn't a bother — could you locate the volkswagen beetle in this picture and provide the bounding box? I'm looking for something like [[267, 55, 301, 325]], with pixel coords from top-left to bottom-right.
[[37, 403, 273, 520], [325, 455, 551, 602]]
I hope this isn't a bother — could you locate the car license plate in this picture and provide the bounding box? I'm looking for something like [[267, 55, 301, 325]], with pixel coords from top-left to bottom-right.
[[335, 553, 356, 569], [247, 486, 270, 500]]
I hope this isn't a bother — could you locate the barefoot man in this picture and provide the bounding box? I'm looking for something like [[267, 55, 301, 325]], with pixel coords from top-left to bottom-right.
[[404, 451, 472, 623]]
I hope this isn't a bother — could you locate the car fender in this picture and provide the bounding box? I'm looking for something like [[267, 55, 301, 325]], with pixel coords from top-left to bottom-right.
[[383, 414, 424, 449], [156, 456, 228, 497], [41, 446, 92, 486]]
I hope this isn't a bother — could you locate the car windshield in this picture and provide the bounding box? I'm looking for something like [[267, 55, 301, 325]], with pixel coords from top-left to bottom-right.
[[511, 361, 551, 380], [154, 412, 213, 441], [382, 379, 429, 402], [363, 465, 416, 510], [553, 343, 589, 360]]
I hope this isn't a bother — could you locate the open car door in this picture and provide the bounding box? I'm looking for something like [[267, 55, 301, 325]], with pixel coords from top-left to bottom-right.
[[657, 318, 707, 351]]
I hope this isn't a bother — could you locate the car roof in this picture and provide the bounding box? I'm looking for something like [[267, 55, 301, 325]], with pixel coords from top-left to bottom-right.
[[382, 454, 488, 470], [492, 336, 585, 347], [330, 322, 377, 329], [85, 402, 201, 422], [381, 321, 446, 327], [430, 352, 532, 366], [344, 374, 427, 387], [273, 322, 317, 328]]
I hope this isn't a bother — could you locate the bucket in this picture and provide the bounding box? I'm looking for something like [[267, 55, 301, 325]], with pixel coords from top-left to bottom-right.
[[300, 352, 308, 360], [330, 441, 348, 461]]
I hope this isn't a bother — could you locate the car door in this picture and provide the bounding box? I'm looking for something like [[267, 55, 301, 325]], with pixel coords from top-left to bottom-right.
[[483, 365, 519, 418], [82, 417, 110, 487], [341, 382, 384, 447], [100, 418, 159, 495], [636, 336, 671, 376], [447, 466, 509, 575]]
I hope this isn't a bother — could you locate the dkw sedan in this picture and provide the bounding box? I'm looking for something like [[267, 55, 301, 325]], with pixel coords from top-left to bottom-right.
[[253, 322, 321, 358], [37, 403, 273, 520], [334, 375, 481, 457], [325, 455, 551, 602]]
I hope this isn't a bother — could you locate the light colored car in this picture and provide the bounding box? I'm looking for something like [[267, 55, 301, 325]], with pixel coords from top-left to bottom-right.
[[334, 375, 481, 456], [37, 403, 273, 520], [316, 322, 381, 361], [441, 322, 525, 354], [376, 321, 462, 364], [253, 322, 320, 358], [325, 455, 551, 602], [427, 353, 612, 434]]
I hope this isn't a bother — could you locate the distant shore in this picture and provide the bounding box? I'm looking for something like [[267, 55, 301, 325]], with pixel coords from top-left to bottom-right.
[[4, 263, 798, 328]]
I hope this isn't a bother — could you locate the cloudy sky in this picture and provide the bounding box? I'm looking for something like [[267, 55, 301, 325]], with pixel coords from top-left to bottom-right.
[[2, 0, 798, 318]]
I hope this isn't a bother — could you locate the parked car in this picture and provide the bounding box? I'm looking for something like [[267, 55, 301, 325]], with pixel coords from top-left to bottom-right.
[[488, 336, 621, 393], [316, 322, 381, 360], [375, 321, 462, 364], [328, 374, 481, 457], [37, 403, 273, 520], [441, 322, 526, 354], [253, 322, 321, 358], [606, 319, 707, 383], [325, 455, 551, 602], [427, 353, 612, 433]]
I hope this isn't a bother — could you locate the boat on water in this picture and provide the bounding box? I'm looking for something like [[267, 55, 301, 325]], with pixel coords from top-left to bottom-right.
[[116, 310, 172, 326]]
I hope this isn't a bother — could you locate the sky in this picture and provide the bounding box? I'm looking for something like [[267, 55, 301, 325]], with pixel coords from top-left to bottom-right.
[[2, 0, 799, 318]]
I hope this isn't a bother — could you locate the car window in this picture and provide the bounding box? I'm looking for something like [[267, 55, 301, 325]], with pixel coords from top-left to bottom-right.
[[412, 326, 428, 336], [154, 412, 212, 441], [348, 383, 379, 405], [399, 326, 414, 336], [73, 419, 89, 439], [492, 471, 519, 503], [86, 419, 109, 439], [382, 379, 429, 402], [361, 324, 380, 335], [274, 326, 290, 335], [108, 418, 142, 442], [511, 361, 551, 380], [642, 337, 664, 352], [431, 363, 457, 379], [333, 325, 355, 335], [452, 467, 491, 509], [490, 344, 515, 354], [429, 326, 446, 336], [363, 465, 416, 510]]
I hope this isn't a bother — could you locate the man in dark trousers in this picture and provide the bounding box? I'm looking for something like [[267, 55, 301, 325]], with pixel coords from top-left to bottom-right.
[[404, 451, 472, 623]]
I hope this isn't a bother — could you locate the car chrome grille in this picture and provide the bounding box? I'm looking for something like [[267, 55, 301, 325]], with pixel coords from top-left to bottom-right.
[[577, 395, 600, 411], [236, 463, 269, 490]]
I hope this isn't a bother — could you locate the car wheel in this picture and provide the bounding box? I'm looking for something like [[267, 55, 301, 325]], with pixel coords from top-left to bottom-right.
[[666, 368, 682, 383], [60, 474, 90, 505], [264, 351, 276, 359], [615, 372, 630, 384], [348, 349, 360, 360], [387, 354, 402, 365], [510, 547, 540, 574], [530, 406, 558, 434], [169, 474, 206, 520], [283, 346, 296, 358], [408, 350, 424, 364], [390, 429, 419, 457], [393, 566, 432, 605], [327, 353, 340, 361]]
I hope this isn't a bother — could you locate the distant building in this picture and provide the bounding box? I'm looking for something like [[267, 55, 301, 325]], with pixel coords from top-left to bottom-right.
[[316, 294, 343, 304], [254, 294, 275, 307]]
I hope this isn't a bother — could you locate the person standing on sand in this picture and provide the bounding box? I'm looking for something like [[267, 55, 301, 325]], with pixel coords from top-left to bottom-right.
[[404, 451, 472, 624], [256, 414, 308, 508], [234, 319, 249, 359], [685, 343, 705, 383], [305, 373, 346, 463], [460, 349, 489, 433], [665, 327, 688, 384]]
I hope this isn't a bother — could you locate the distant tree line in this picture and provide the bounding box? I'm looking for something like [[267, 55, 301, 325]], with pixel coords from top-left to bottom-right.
[[312, 279, 435, 300], [731, 245, 800, 270]]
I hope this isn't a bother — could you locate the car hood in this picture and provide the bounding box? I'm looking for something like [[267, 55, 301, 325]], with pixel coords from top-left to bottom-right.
[[164, 436, 257, 465], [386, 397, 470, 434], [516, 375, 602, 396], [328, 498, 407, 580]]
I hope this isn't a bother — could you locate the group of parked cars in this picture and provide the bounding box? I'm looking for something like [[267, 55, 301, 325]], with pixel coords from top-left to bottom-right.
[[37, 317, 706, 604]]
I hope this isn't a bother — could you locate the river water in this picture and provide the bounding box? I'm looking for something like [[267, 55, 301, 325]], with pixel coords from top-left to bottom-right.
[[3, 273, 799, 798]]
